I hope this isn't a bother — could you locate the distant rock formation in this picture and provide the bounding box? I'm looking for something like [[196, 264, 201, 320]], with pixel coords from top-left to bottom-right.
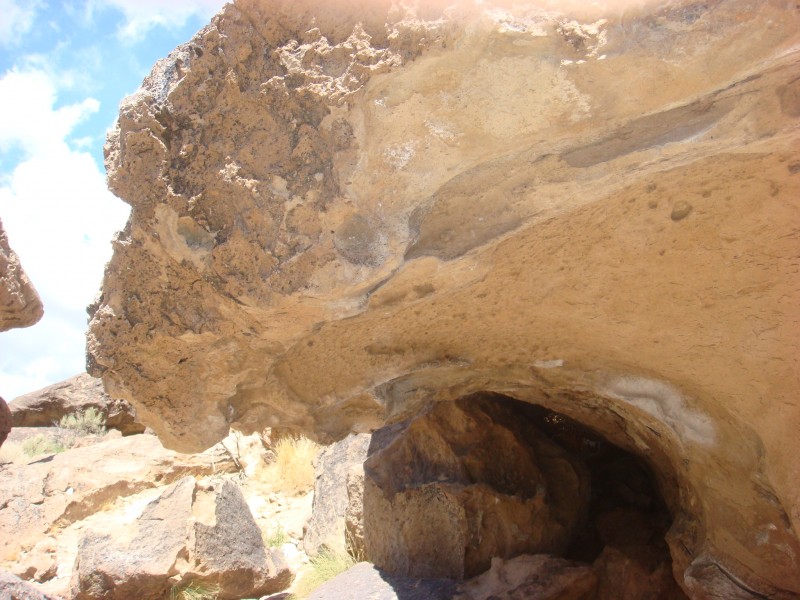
[[10, 373, 145, 436], [87, 0, 800, 598]]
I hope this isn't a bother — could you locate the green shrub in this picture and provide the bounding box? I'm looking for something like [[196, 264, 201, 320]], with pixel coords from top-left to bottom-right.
[[266, 523, 289, 548], [58, 407, 106, 436], [22, 434, 66, 458]]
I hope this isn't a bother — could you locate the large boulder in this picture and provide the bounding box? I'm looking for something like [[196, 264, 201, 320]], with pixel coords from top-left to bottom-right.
[[303, 433, 370, 557], [9, 373, 145, 435], [0, 216, 42, 333], [0, 434, 236, 563], [86, 0, 800, 597], [70, 476, 293, 600]]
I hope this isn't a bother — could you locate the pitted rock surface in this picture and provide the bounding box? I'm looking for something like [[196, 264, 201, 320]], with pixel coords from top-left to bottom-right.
[[0, 216, 43, 333], [88, 1, 800, 597]]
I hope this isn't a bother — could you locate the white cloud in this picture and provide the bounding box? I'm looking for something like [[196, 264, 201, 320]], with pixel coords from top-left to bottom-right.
[[90, 0, 226, 41], [0, 0, 43, 47], [0, 67, 130, 399]]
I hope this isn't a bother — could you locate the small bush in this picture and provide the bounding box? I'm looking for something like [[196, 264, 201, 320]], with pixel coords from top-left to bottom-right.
[[266, 435, 319, 496], [58, 407, 106, 436], [266, 523, 289, 548], [292, 549, 356, 599], [21, 434, 66, 458], [169, 580, 220, 600]]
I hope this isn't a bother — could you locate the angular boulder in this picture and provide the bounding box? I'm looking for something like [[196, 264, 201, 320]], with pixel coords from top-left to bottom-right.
[[0, 434, 236, 563], [86, 0, 800, 597], [70, 476, 293, 600], [9, 373, 145, 435], [0, 568, 62, 600], [303, 433, 370, 557]]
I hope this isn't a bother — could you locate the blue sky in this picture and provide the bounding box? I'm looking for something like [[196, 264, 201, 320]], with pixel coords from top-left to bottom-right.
[[0, 0, 226, 400]]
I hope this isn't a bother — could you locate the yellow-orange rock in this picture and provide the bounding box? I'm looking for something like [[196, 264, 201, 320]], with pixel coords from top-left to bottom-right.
[[88, 1, 800, 597]]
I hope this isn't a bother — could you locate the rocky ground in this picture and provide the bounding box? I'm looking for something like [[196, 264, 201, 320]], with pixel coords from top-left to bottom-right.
[[0, 375, 318, 599]]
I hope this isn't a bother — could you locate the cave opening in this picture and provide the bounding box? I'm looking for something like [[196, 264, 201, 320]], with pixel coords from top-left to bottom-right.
[[363, 391, 688, 597], [520, 401, 687, 597]]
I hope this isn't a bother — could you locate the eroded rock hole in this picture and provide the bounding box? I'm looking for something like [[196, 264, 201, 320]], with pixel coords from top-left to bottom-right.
[[362, 392, 687, 597]]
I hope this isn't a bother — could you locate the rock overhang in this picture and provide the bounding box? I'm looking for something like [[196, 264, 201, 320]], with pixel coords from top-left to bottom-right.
[[87, 0, 800, 596]]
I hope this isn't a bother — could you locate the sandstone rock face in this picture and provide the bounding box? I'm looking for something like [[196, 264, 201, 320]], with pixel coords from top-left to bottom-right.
[[9, 373, 145, 435], [89, 0, 800, 597], [0, 216, 43, 333], [363, 396, 589, 578], [70, 476, 292, 600]]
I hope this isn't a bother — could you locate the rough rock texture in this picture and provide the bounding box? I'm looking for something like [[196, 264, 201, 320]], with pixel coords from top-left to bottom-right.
[[307, 562, 459, 600], [0, 216, 43, 449], [9, 373, 145, 435], [88, 0, 800, 597], [363, 396, 589, 578], [0, 434, 236, 563], [593, 546, 686, 600], [456, 555, 597, 600], [11, 537, 58, 585], [303, 432, 370, 556], [184, 478, 294, 597], [0, 568, 62, 600], [70, 477, 196, 600], [70, 476, 292, 600], [0, 216, 43, 333], [0, 398, 10, 449]]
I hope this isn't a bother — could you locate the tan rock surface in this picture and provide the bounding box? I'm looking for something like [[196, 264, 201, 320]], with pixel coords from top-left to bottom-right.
[[0, 434, 236, 564], [88, 0, 800, 597], [0, 216, 43, 332]]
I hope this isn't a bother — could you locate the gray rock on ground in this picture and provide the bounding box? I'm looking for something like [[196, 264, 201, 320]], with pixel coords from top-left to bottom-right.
[[303, 433, 370, 557], [0, 568, 63, 600], [308, 562, 459, 600], [71, 476, 293, 600]]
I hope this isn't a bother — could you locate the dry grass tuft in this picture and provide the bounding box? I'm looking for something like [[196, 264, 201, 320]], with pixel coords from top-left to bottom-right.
[[170, 580, 220, 600], [266, 435, 319, 496], [0, 441, 26, 465], [291, 548, 356, 599]]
